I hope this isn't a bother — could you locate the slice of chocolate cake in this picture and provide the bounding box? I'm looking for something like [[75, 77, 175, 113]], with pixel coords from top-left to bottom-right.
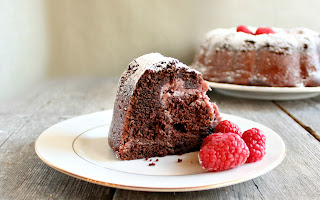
[[108, 53, 221, 160]]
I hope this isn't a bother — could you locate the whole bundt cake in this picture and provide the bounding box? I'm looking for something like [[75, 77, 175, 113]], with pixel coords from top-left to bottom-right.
[[192, 26, 320, 87], [108, 53, 221, 160]]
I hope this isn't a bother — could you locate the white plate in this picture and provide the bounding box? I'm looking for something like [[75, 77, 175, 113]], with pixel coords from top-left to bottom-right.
[[207, 81, 320, 100], [35, 110, 286, 192]]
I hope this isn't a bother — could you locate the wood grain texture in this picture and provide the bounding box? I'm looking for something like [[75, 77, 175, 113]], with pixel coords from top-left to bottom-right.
[[275, 95, 320, 141], [0, 78, 118, 200], [1, 78, 320, 200]]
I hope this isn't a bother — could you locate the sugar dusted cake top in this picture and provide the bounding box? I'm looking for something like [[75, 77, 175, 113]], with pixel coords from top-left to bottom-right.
[[201, 27, 320, 54], [116, 53, 199, 100]]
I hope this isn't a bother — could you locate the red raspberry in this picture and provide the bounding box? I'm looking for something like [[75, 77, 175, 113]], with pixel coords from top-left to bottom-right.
[[214, 120, 243, 137], [201, 133, 224, 149], [255, 27, 275, 35], [242, 128, 266, 163], [236, 25, 253, 34], [198, 133, 249, 172]]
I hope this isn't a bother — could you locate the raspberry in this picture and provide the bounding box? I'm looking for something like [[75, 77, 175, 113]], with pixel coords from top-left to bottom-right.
[[200, 133, 224, 149], [236, 25, 253, 34], [214, 120, 243, 137], [242, 128, 266, 163], [255, 27, 275, 35], [198, 133, 249, 172]]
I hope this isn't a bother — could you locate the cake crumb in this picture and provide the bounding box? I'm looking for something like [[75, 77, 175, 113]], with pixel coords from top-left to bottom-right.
[[145, 158, 149, 161], [178, 159, 182, 163], [155, 159, 159, 162], [149, 159, 152, 162], [149, 163, 155, 166]]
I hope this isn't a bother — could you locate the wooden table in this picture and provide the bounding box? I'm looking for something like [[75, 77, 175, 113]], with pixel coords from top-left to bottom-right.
[[1, 78, 320, 200]]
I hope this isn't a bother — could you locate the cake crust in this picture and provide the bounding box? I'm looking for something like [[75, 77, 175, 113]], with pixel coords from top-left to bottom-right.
[[109, 53, 221, 160]]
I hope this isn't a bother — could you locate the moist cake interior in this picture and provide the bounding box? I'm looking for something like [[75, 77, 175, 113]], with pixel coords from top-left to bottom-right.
[[109, 54, 220, 160]]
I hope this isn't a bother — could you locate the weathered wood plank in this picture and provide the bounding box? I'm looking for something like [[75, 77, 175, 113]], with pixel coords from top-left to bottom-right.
[[114, 183, 263, 200], [275, 95, 320, 141], [0, 78, 118, 200]]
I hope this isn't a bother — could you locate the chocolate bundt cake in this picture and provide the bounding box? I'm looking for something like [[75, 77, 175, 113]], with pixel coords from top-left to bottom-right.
[[108, 53, 221, 160], [193, 26, 320, 87]]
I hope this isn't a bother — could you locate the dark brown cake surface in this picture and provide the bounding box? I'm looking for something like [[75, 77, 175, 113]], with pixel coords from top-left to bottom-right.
[[192, 27, 320, 87], [108, 53, 221, 160]]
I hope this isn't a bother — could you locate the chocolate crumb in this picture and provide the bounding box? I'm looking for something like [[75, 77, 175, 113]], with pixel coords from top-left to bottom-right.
[[149, 163, 155, 166], [155, 159, 159, 162], [178, 159, 182, 163]]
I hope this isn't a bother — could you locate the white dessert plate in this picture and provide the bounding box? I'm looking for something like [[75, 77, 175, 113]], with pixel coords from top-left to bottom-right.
[[207, 81, 320, 100], [35, 110, 286, 192]]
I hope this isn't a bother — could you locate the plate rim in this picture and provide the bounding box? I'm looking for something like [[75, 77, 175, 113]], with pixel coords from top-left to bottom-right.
[[36, 147, 286, 192], [35, 111, 286, 192], [207, 81, 320, 93]]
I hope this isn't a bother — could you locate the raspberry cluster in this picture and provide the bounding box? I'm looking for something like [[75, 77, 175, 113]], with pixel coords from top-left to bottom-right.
[[199, 120, 266, 172], [237, 25, 275, 35]]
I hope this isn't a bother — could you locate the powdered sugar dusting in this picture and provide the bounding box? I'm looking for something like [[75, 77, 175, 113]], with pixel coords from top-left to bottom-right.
[[117, 53, 199, 100], [202, 27, 320, 54]]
